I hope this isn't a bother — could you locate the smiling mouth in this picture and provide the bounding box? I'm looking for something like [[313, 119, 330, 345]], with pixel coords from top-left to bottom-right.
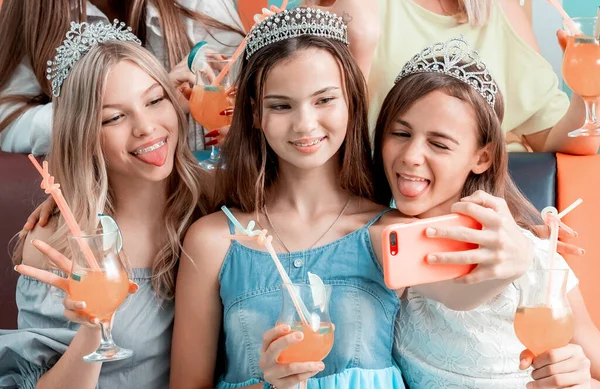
[[290, 137, 326, 147], [131, 139, 167, 155]]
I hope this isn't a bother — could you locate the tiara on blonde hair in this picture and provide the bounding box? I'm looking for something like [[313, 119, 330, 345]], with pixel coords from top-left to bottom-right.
[[245, 7, 348, 60], [395, 35, 498, 107], [47, 20, 142, 97]]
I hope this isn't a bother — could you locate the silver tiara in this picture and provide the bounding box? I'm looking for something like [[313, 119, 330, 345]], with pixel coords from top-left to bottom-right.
[[395, 36, 498, 107], [47, 20, 142, 97], [245, 7, 348, 60]]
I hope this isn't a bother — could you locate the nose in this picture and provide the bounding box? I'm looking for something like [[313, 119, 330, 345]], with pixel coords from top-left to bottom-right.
[[131, 112, 157, 138], [292, 103, 318, 134], [402, 138, 425, 167]]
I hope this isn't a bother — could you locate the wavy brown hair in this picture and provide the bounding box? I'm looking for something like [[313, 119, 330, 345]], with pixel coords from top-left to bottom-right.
[[0, 0, 242, 133], [215, 33, 375, 212], [12, 41, 212, 299], [372, 69, 542, 232]]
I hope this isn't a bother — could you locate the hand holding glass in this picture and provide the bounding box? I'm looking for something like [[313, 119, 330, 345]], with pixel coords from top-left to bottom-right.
[[68, 230, 133, 362], [189, 56, 234, 170], [514, 269, 574, 356], [562, 17, 600, 137], [277, 283, 334, 388]]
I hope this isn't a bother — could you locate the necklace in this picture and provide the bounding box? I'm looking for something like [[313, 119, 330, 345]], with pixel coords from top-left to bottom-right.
[[264, 197, 352, 253]]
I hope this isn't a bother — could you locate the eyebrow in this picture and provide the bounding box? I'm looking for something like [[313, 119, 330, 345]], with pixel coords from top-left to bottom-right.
[[264, 86, 340, 100], [394, 119, 460, 145], [102, 83, 162, 109]]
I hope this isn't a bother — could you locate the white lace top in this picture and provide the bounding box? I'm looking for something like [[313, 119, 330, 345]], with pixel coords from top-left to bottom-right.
[[395, 229, 579, 388]]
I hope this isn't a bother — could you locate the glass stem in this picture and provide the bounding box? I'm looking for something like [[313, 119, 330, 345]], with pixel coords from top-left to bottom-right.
[[98, 320, 116, 350], [210, 145, 219, 160], [584, 98, 598, 129]]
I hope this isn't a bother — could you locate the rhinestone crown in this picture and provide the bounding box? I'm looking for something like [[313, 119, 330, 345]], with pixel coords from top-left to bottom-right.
[[47, 20, 141, 97], [245, 7, 348, 60], [395, 35, 499, 107]]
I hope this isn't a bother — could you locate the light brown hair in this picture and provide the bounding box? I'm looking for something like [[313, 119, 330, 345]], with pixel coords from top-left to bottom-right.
[[12, 41, 213, 299], [0, 0, 242, 133]]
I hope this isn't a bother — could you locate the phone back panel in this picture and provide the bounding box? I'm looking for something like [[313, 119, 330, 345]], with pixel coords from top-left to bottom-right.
[[382, 214, 482, 289]]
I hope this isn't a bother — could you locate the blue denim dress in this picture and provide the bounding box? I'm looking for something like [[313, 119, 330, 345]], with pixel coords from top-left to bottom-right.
[[0, 269, 173, 389], [217, 209, 405, 388]]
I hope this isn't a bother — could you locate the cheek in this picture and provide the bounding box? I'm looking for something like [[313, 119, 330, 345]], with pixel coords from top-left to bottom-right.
[[163, 104, 179, 135], [100, 129, 126, 162], [326, 105, 349, 136], [380, 137, 399, 169]]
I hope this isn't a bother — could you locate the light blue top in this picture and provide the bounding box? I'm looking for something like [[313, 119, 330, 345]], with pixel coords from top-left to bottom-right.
[[217, 209, 405, 388], [0, 268, 173, 389]]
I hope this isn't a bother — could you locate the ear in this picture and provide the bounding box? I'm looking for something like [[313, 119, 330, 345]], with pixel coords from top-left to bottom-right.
[[471, 144, 492, 175]]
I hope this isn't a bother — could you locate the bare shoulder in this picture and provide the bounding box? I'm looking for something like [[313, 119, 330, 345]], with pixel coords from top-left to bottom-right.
[[497, 0, 541, 53], [180, 210, 233, 275], [21, 223, 57, 270]]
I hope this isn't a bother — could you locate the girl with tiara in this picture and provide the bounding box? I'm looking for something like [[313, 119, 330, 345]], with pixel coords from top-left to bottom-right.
[[0, 20, 212, 388], [372, 36, 600, 388], [0, 0, 243, 154], [171, 8, 539, 389]]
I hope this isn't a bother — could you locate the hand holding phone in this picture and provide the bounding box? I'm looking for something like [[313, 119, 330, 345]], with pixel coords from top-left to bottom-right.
[[382, 213, 482, 289]]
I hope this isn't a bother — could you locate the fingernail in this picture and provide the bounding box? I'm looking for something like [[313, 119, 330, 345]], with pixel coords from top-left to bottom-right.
[[427, 255, 438, 263], [580, 248, 586, 255], [219, 108, 234, 116], [280, 324, 290, 332], [316, 363, 325, 371], [91, 318, 99, 325], [77, 302, 86, 309], [205, 130, 220, 138], [425, 227, 436, 237], [13, 265, 19, 272], [294, 332, 303, 340], [573, 230, 578, 237]]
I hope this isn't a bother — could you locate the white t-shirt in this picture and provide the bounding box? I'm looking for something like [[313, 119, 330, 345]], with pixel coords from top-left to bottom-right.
[[0, 0, 242, 154], [395, 229, 579, 388]]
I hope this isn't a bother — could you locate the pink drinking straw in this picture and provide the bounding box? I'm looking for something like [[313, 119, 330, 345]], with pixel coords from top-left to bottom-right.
[[211, 0, 289, 87], [221, 206, 310, 325], [28, 155, 100, 271], [544, 0, 582, 36]]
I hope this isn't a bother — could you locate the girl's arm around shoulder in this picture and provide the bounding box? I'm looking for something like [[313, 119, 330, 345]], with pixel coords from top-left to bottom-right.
[[21, 222, 56, 269], [170, 211, 239, 389]]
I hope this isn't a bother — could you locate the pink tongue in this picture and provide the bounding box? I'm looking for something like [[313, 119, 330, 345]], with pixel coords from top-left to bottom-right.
[[398, 177, 429, 197], [134, 144, 168, 167]]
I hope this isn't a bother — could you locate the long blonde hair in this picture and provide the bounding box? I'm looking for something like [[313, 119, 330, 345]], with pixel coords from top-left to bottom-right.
[[455, 0, 492, 26], [0, 0, 242, 133], [13, 41, 212, 299]]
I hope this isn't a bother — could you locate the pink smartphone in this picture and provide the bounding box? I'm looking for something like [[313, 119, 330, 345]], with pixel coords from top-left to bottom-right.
[[382, 213, 482, 289]]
